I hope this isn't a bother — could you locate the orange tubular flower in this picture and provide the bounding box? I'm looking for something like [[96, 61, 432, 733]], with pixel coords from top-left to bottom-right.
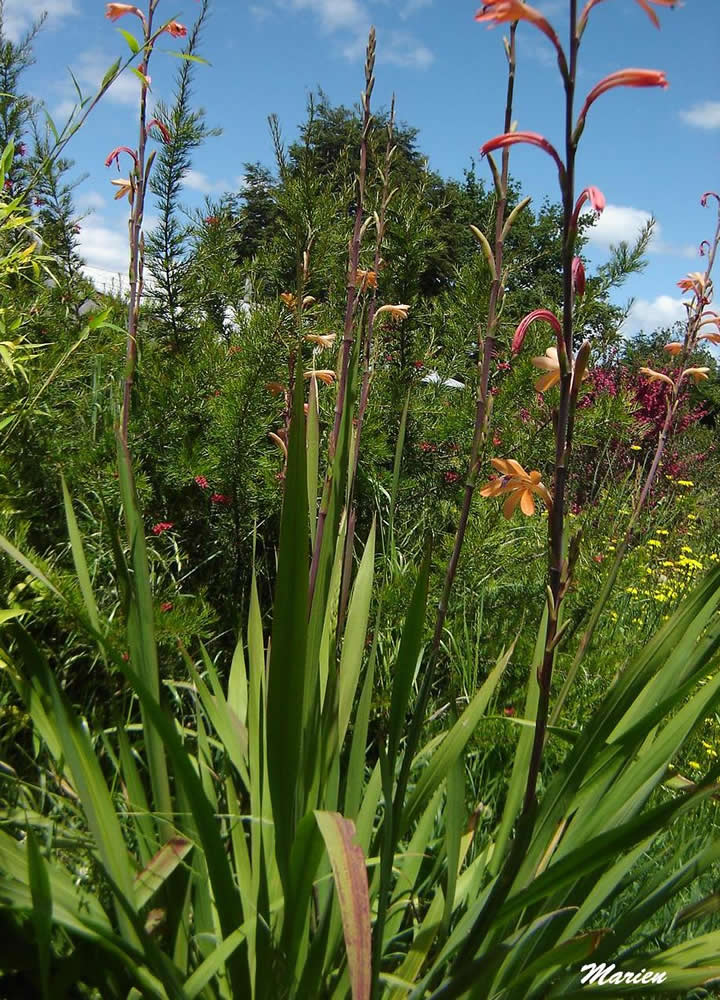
[[475, 1, 564, 61], [355, 268, 377, 291], [375, 304, 410, 321], [305, 333, 337, 349], [111, 177, 133, 201], [680, 367, 710, 384], [481, 131, 565, 180], [105, 3, 146, 24], [304, 370, 336, 385], [146, 118, 171, 143], [577, 69, 668, 129], [570, 185, 605, 230], [269, 431, 288, 458], [532, 347, 561, 392], [639, 366, 674, 387], [677, 272, 710, 296], [578, 0, 677, 35], [572, 256, 586, 297], [479, 458, 552, 518], [663, 342, 684, 356], [512, 308, 562, 354], [163, 20, 188, 38]]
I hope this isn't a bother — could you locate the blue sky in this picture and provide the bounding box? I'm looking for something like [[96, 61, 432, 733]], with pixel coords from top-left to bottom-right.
[[8, 0, 720, 336]]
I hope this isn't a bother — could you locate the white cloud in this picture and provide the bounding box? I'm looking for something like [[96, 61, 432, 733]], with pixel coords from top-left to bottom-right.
[[289, 0, 367, 32], [383, 31, 434, 69], [52, 50, 145, 116], [343, 28, 433, 68], [621, 296, 687, 337], [77, 190, 106, 211], [400, 0, 432, 17], [586, 204, 652, 248], [679, 101, 720, 131], [183, 169, 232, 195], [277, 0, 434, 68], [586, 204, 696, 258], [77, 218, 129, 276], [1, 0, 78, 41]]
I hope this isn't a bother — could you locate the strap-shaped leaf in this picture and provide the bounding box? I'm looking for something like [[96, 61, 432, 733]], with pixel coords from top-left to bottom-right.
[[316, 811, 372, 1000]]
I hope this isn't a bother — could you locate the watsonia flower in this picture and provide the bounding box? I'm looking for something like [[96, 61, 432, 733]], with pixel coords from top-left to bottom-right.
[[479, 458, 552, 518]]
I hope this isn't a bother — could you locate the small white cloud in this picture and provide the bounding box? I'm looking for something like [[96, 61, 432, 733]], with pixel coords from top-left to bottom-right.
[[249, 4, 273, 21], [55, 50, 144, 112], [679, 101, 720, 131], [621, 296, 687, 337], [400, 0, 432, 17], [183, 169, 231, 194], [586, 204, 696, 259], [77, 190, 106, 211], [77, 218, 129, 275], [343, 28, 433, 68], [289, 0, 367, 33], [383, 31, 434, 69], [586, 204, 652, 249], [1, 0, 78, 42]]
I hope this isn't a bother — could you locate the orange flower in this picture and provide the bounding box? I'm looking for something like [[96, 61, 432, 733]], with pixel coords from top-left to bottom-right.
[[512, 308, 562, 354], [105, 3, 145, 24], [280, 292, 316, 310], [479, 458, 552, 518], [265, 382, 287, 396], [663, 342, 684, 356], [111, 177, 133, 201], [578, 0, 676, 34], [163, 20, 187, 38], [375, 304, 410, 322], [305, 333, 337, 349], [304, 369, 336, 385], [639, 366, 674, 387], [355, 268, 377, 291], [475, 1, 563, 57], [481, 130, 564, 178], [269, 431, 287, 457], [577, 69, 668, 129], [677, 272, 710, 295], [570, 186, 605, 230], [699, 333, 720, 346], [532, 346, 561, 392], [680, 367, 710, 384]]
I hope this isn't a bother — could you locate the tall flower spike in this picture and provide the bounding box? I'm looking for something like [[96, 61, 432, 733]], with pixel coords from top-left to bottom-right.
[[578, 0, 677, 35], [512, 308, 562, 354], [576, 70, 668, 132], [481, 131, 565, 182]]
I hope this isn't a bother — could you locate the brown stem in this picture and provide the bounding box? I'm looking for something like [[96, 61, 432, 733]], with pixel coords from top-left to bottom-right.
[[120, 4, 157, 445], [308, 28, 375, 607], [338, 97, 395, 631], [522, 0, 579, 815]]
